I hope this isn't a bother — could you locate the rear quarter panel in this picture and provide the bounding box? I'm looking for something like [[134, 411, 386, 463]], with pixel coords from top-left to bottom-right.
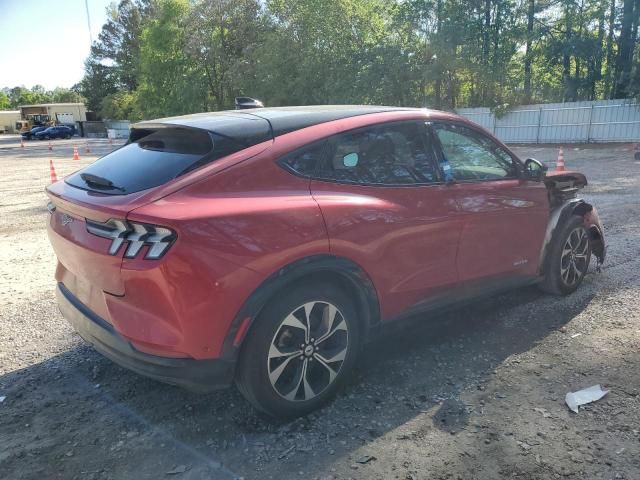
[[123, 146, 330, 358]]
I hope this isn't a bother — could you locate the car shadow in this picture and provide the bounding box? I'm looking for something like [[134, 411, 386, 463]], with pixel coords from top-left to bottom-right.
[[0, 283, 597, 480]]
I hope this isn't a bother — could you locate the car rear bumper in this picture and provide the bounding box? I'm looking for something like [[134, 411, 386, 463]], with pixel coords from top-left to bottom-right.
[[56, 282, 235, 391]]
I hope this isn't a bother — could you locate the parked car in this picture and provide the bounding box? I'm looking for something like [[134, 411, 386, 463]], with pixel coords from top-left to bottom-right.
[[35, 125, 74, 140], [21, 126, 48, 140], [46, 106, 606, 418]]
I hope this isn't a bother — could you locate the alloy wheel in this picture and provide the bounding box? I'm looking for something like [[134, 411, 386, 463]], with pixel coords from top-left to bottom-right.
[[267, 301, 349, 402], [560, 226, 589, 286]]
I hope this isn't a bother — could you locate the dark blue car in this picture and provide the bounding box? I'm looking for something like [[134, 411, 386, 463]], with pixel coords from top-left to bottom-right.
[[35, 126, 74, 140], [21, 126, 48, 140]]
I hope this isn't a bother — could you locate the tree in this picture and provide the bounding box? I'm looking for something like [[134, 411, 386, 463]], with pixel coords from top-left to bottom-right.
[[612, 0, 637, 97], [100, 91, 140, 120], [185, 0, 264, 110], [135, 0, 205, 118], [72, 0, 639, 115], [0, 91, 11, 110]]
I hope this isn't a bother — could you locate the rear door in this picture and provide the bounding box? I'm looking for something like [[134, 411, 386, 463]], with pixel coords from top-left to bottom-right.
[[430, 122, 549, 282], [308, 120, 462, 320]]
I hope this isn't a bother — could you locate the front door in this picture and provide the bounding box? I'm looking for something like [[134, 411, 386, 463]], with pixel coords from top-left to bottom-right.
[[431, 122, 549, 283]]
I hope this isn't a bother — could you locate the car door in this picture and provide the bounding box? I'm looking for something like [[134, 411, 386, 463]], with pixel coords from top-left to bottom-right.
[[307, 120, 463, 320], [430, 122, 549, 284]]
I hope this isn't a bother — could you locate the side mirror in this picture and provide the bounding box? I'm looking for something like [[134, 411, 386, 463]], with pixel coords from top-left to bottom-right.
[[523, 158, 547, 181]]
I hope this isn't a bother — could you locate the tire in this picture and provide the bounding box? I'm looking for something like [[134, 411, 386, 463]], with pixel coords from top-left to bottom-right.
[[540, 215, 591, 295], [235, 282, 362, 418]]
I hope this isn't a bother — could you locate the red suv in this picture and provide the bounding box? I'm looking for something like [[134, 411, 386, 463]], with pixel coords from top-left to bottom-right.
[[47, 106, 605, 417]]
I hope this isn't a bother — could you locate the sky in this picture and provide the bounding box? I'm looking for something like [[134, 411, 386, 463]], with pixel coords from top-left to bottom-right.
[[0, 0, 112, 90]]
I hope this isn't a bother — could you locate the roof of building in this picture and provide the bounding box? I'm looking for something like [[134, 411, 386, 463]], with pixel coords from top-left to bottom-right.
[[19, 103, 86, 108], [132, 105, 422, 145]]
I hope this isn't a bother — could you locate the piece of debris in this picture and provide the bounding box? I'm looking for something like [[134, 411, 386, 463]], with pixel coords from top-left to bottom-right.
[[356, 455, 377, 464], [570, 333, 582, 338], [517, 441, 533, 451], [166, 465, 189, 475], [565, 385, 609, 413], [533, 407, 552, 418], [0, 396, 6, 403], [278, 445, 295, 459]]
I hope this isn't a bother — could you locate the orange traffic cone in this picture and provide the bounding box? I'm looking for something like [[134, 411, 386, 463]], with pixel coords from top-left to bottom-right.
[[49, 159, 58, 183], [85, 142, 91, 154], [48, 141, 53, 151], [634, 143, 640, 161], [20, 138, 24, 148], [556, 146, 565, 172], [72, 145, 80, 160]]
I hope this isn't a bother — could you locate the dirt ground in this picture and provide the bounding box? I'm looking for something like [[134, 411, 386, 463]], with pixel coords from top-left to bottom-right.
[[0, 135, 639, 480]]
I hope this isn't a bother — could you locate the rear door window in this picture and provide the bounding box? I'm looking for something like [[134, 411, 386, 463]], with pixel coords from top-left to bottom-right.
[[66, 128, 242, 195], [316, 121, 438, 185]]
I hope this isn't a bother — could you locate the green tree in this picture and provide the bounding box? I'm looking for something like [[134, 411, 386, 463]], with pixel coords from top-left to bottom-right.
[[136, 0, 205, 118], [185, 0, 264, 110], [0, 91, 11, 110], [100, 90, 140, 120]]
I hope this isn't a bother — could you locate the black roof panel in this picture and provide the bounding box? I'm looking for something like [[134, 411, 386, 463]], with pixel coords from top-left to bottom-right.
[[132, 105, 417, 145]]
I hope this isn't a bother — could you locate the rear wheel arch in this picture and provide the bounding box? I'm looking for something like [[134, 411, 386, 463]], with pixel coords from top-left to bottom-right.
[[222, 254, 381, 360]]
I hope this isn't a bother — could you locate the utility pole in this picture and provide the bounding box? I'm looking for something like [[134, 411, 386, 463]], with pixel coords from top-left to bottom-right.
[[85, 0, 93, 46]]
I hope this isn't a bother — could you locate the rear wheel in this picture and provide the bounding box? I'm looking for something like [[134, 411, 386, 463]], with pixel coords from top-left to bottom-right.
[[540, 215, 591, 295], [235, 283, 361, 418]]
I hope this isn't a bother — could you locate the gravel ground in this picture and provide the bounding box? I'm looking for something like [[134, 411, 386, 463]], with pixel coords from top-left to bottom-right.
[[0, 136, 639, 480]]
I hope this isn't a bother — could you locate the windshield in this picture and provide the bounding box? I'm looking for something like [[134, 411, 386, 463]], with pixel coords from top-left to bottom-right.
[[65, 127, 241, 195]]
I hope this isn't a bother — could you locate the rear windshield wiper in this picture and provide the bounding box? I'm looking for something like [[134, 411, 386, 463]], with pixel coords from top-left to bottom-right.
[[80, 173, 126, 192]]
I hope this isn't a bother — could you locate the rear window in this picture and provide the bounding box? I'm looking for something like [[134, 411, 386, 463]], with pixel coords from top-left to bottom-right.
[[66, 128, 242, 195]]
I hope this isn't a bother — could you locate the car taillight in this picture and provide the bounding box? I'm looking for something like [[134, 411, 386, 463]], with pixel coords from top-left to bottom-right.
[[86, 218, 176, 260]]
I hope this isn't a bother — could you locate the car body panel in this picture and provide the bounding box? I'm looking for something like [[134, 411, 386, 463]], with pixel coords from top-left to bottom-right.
[[310, 180, 462, 319], [449, 179, 550, 281]]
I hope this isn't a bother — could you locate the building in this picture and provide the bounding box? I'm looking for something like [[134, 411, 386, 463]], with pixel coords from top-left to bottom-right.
[[19, 103, 87, 125], [0, 111, 21, 133]]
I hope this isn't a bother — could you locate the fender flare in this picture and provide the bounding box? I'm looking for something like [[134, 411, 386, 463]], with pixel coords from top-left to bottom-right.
[[221, 254, 381, 360], [538, 198, 603, 275]]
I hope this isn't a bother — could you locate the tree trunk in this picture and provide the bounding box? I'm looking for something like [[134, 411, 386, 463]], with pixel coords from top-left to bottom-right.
[[612, 0, 635, 98], [563, 5, 573, 101], [604, 0, 616, 98], [434, 0, 443, 109], [591, 5, 606, 100], [524, 0, 535, 102], [482, 0, 491, 104]]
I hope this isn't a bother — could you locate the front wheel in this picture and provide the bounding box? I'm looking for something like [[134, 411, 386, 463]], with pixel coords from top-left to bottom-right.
[[540, 215, 592, 295], [235, 283, 361, 418]]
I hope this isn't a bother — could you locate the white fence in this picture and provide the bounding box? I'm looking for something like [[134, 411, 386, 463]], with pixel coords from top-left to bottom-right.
[[104, 120, 131, 139], [456, 99, 640, 144]]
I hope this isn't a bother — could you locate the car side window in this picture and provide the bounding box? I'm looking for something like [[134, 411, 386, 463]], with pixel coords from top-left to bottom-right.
[[317, 121, 438, 185], [280, 140, 327, 177], [433, 123, 517, 181]]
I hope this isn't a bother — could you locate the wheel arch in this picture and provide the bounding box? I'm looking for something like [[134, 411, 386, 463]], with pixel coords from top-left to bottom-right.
[[221, 254, 381, 360], [539, 198, 604, 275]]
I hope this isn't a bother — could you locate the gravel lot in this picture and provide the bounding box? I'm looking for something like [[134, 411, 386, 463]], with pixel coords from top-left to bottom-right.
[[0, 135, 639, 480]]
